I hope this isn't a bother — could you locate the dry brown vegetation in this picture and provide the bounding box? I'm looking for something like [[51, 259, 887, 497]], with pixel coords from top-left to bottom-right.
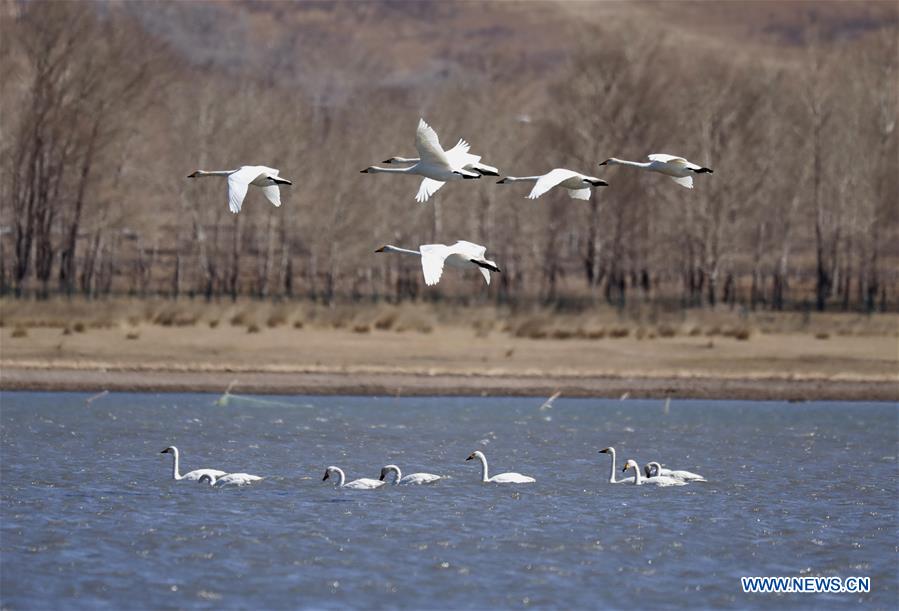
[[0, 0, 896, 317]]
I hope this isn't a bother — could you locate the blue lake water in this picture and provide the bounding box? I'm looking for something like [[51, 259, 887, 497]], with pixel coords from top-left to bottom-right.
[[1, 392, 896, 609]]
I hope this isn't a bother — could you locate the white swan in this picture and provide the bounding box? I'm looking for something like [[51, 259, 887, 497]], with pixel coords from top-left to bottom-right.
[[466, 450, 535, 484], [598, 447, 635, 484], [322, 466, 385, 490], [187, 166, 292, 213], [379, 464, 442, 485], [198, 472, 263, 487], [599, 155, 713, 189], [622, 459, 686, 486], [361, 119, 481, 203], [383, 137, 500, 178], [375, 240, 500, 286], [160, 446, 226, 481], [644, 461, 706, 482], [497, 168, 608, 200]]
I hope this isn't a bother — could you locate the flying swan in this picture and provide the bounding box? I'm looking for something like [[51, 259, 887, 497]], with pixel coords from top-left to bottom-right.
[[466, 450, 535, 484], [497, 168, 608, 200], [187, 166, 292, 213], [375, 240, 500, 286], [599, 155, 713, 189], [622, 459, 687, 486], [379, 464, 442, 485], [198, 472, 264, 487], [598, 447, 635, 484], [160, 446, 226, 481], [643, 461, 706, 482], [322, 466, 385, 490], [382, 137, 499, 201], [361, 119, 481, 203]]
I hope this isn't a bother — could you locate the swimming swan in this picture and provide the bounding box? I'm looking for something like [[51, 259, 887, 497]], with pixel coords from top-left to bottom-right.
[[379, 464, 442, 485], [323, 466, 385, 490], [187, 166, 292, 213], [644, 461, 706, 482], [598, 447, 635, 484], [198, 473, 263, 487], [622, 459, 686, 486], [375, 240, 500, 286], [160, 446, 226, 481], [361, 119, 481, 203], [497, 168, 608, 200], [466, 450, 535, 484], [599, 155, 712, 189]]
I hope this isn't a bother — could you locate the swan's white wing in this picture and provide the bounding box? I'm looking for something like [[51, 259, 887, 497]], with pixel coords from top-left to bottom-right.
[[527, 168, 579, 199], [419, 244, 449, 286], [648, 154, 688, 165], [416, 178, 445, 203], [489, 472, 535, 483], [450, 240, 487, 259], [400, 473, 442, 485], [671, 175, 694, 189], [415, 119, 451, 169], [344, 478, 385, 490], [261, 185, 282, 207], [446, 138, 471, 157], [183, 468, 228, 481], [478, 267, 491, 285], [227, 175, 250, 213], [567, 187, 592, 200]]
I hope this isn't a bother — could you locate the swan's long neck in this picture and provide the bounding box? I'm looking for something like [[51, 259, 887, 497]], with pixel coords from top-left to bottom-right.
[[333, 468, 346, 487], [170, 449, 182, 480], [389, 467, 402, 484], [606, 449, 617, 484], [629, 464, 642, 485], [383, 245, 422, 257], [502, 176, 540, 183], [193, 169, 234, 177], [607, 158, 651, 169], [365, 166, 414, 174], [476, 454, 489, 482]]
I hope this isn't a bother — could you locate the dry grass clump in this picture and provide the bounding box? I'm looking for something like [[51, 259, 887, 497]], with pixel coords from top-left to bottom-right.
[[292, 320, 304, 329], [353, 324, 371, 334], [657, 325, 677, 338], [551, 328, 576, 340], [152, 307, 198, 327], [688, 326, 702, 336], [514, 317, 549, 340], [728, 327, 753, 341], [11, 326, 28, 338], [246, 323, 261, 334], [584, 328, 606, 339], [61, 326, 72, 335], [73, 322, 86, 333], [373, 311, 398, 331], [266, 312, 288, 328], [608, 327, 630, 339], [473, 319, 495, 338], [230, 311, 250, 327], [705, 326, 722, 337], [208, 319, 220, 329], [125, 331, 140, 340], [815, 331, 831, 340], [395, 317, 433, 334]]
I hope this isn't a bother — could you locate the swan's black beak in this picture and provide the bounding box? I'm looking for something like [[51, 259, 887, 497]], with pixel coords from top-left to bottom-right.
[[465, 454, 474, 461], [375, 246, 385, 253], [496, 178, 507, 184], [599, 160, 609, 166], [160, 449, 169, 454], [322, 472, 330, 481], [598, 448, 609, 454], [382, 159, 394, 164], [379, 474, 385, 481]]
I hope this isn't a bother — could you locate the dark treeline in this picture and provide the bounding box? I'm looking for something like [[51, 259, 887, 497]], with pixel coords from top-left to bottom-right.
[[1, 1, 896, 312]]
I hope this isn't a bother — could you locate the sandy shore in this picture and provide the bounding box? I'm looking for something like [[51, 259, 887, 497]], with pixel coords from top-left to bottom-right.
[[2, 365, 896, 401], [1, 319, 896, 401]]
